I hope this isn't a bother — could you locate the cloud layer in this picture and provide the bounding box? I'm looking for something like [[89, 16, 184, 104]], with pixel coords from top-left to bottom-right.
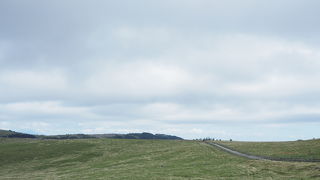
[[1, 0, 320, 140]]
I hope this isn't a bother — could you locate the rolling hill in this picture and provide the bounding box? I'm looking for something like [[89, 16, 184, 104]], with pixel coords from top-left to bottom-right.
[[0, 129, 36, 138], [0, 129, 182, 140], [216, 139, 320, 160], [0, 138, 319, 179]]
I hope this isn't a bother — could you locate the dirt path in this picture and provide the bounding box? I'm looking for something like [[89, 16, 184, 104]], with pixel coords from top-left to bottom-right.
[[205, 142, 265, 160], [205, 141, 320, 162]]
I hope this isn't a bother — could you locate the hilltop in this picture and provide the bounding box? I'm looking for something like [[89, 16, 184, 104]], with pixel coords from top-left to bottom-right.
[[0, 129, 36, 138], [0, 129, 183, 140]]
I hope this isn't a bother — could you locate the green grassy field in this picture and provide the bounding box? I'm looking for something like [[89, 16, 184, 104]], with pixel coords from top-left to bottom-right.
[[217, 139, 320, 160], [0, 138, 320, 179]]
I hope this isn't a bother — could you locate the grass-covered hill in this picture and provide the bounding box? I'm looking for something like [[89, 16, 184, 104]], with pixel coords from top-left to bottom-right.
[[110, 132, 183, 140], [0, 129, 36, 138], [1, 138, 319, 179], [0, 129, 182, 140], [217, 139, 320, 160]]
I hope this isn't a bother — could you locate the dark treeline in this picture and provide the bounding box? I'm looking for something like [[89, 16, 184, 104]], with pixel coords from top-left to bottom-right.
[[0, 130, 183, 140], [113, 132, 183, 140]]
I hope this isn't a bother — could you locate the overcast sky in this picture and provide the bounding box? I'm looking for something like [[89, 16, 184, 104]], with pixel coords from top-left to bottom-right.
[[1, 0, 320, 140]]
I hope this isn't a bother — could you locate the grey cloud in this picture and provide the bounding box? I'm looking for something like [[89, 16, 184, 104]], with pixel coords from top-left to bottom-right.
[[1, 0, 320, 140], [2, 0, 320, 66]]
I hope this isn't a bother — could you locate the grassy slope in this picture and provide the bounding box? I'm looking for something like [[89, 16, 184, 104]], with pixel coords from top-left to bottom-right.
[[217, 139, 320, 160], [0, 138, 320, 180]]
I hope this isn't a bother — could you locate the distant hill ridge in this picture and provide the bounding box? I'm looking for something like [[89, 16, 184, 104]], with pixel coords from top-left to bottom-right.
[[0, 129, 36, 138], [0, 129, 183, 140]]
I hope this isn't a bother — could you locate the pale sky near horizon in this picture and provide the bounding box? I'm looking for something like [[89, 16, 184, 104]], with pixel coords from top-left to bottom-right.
[[1, 0, 320, 140]]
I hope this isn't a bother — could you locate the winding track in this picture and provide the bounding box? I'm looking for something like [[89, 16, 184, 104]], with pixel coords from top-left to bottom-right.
[[205, 142, 265, 160], [205, 141, 320, 162]]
